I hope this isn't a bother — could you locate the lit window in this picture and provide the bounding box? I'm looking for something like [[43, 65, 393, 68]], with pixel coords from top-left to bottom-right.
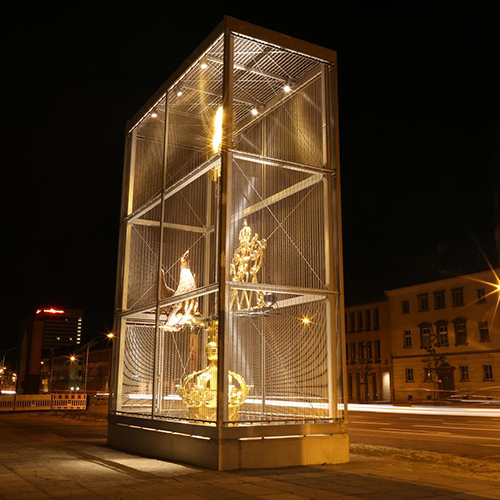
[[423, 367, 433, 382]]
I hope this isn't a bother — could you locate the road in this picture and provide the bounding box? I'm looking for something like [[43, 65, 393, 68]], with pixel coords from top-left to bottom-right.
[[348, 404, 500, 460], [0, 411, 499, 500]]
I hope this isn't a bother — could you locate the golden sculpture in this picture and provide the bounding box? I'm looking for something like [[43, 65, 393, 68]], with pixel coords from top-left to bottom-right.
[[229, 219, 267, 311], [158, 250, 200, 331], [176, 321, 251, 421]]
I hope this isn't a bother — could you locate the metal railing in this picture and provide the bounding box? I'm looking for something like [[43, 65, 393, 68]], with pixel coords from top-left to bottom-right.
[[0, 393, 87, 412]]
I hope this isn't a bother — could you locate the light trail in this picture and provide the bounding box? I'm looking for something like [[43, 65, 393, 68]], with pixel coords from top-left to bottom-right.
[[348, 403, 500, 418]]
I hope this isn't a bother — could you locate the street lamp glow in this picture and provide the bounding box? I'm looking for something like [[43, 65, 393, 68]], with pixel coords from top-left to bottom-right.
[[107, 333, 115, 339]]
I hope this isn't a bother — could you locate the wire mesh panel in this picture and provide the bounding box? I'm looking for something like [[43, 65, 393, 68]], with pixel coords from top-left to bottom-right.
[[228, 293, 331, 422], [118, 319, 155, 415]]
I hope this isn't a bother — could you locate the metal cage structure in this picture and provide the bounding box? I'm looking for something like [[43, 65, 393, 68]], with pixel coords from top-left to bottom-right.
[[108, 17, 348, 470]]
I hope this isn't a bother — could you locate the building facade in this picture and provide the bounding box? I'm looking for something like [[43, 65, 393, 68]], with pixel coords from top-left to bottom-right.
[[386, 269, 500, 402], [17, 308, 83, 393], [345, 300, 391, 402]]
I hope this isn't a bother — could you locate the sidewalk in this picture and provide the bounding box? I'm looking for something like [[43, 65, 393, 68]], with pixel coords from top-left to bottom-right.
[[0, 412, 499, 500]]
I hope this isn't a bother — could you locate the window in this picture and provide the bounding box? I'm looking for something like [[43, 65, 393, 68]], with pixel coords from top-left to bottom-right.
[[366, 341, 373, 361], [374, 340, 381, 362], [373, 308, 380, 329], [477, 288, 486, 304], [434, 290, 446, 309], [437, 323, 448, 345], [417, 293, 429, 312], [420, 324, 432, 347], [423, 367, 433, 382], [345, 343, 349, 360], [454, 319, 467, 345], [459, 365, 469, 382], [358, 341, 365, 359], [364, 309, 371, 331], [483, 364, 494, 381], [452, 287, 464, 307], [479, 321, 490, 342], [404, 330, 412, 348], [357, 311, 363, 331], [350, 342, 356, 363], [402, 300, 410, 314], [405, 368, 414, 382]]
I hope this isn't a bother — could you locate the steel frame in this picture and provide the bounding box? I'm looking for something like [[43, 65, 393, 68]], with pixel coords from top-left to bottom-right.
[[109, 16, 347, 470]]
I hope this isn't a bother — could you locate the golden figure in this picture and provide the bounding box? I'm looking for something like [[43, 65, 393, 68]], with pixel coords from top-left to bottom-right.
[[229, 219, 267, 311], [158, 250, 200, 331], [176, 321, 251, 421]]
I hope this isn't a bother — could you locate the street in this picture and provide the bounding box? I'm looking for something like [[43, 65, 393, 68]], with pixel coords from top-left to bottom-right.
[[348, 404, 500, 460], [0, 409, 499, 499]]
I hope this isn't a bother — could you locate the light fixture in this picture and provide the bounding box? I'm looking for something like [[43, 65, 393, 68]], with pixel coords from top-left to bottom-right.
[[251, 108, 259, 116], [200, 61, 208, 69], [283, 84, 292, 93], [300, 317, 312, 325], [107, 333, 115, 339], [70, 355, 76, 362], [177, 90, 183, 97], [151, 108, 158, 118]]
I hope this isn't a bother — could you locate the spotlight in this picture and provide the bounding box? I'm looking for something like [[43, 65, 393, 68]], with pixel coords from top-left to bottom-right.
[[263, 293, 277, 307]]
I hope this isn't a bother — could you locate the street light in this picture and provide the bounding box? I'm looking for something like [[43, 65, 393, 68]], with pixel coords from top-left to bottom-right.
[[83, 333, 115, 394]]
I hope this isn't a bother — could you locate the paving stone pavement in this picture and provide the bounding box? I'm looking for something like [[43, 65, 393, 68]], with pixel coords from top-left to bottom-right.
[[0, 412, 499, 500]]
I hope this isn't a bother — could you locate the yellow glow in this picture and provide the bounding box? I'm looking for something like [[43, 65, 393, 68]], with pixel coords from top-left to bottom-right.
[[301, 317, 312, 325], [251, 108, 258, 116], [107, 333, 115, 338], [70, 355, 76, 362], [212, 106, 223, 152]]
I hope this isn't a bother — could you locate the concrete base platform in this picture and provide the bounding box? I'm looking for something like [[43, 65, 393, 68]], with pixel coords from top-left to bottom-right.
[[108, 414, 349, 470]]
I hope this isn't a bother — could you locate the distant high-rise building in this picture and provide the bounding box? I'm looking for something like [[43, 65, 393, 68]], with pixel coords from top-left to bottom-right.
[[17, 307, 83, 393]]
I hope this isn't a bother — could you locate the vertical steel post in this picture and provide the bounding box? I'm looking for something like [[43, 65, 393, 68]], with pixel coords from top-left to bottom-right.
[[216, 28, 234, 431], [153, 97, 170, 418], [112, 128, 137, 413]]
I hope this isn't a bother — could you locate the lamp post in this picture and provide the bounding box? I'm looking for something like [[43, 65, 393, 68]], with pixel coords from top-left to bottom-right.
[[1, 346, 19, 371], [83, 333, 115, 394]]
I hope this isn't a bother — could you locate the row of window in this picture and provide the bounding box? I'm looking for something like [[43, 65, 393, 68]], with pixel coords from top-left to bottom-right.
[[403, 319, 490, 348], [405, 365, 495, 382], [346, 340, 381, 364], [345, 308, 380, 333], [401, 287, 487, 314]]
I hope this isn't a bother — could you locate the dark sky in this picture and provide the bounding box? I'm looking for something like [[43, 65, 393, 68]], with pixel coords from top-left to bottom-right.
[[2, 1, 498, 352]]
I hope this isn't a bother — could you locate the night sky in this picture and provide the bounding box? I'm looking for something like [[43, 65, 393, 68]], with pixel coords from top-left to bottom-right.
[[2, 1, 498, 353]]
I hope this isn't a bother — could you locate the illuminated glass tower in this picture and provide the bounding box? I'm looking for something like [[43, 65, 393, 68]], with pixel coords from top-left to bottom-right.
[[109, 17, 348, 470]]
